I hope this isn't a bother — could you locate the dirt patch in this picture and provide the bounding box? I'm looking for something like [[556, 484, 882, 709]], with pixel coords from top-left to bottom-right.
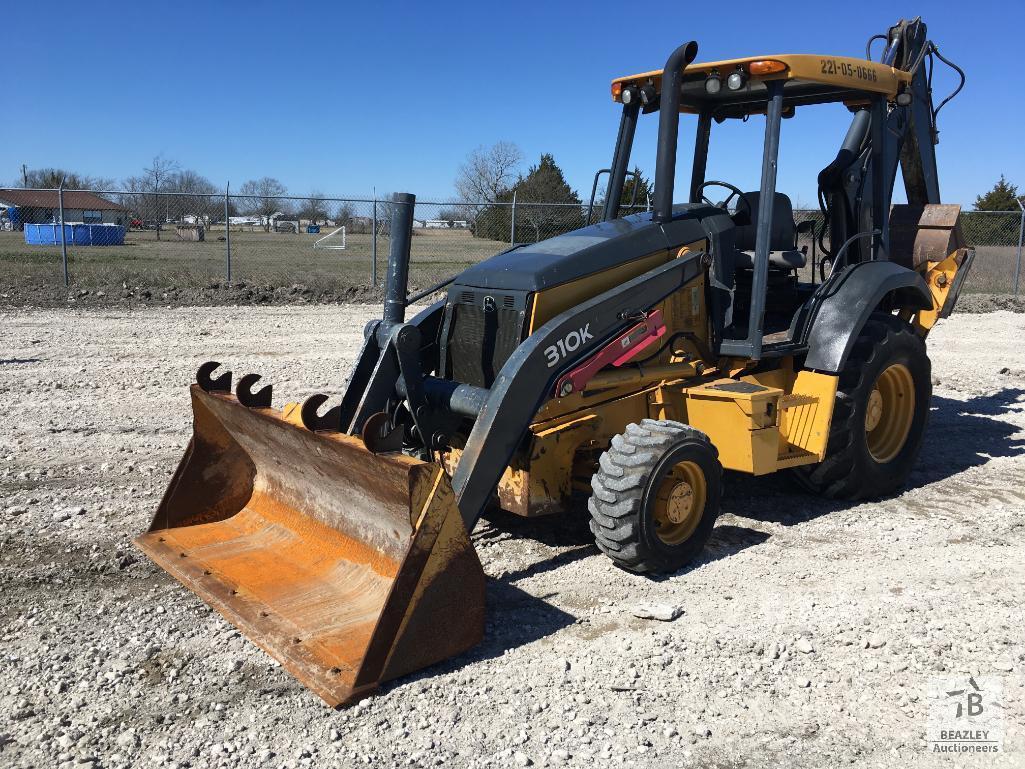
[[956, 292, 1025, 313], [0, 279, 385, 309]]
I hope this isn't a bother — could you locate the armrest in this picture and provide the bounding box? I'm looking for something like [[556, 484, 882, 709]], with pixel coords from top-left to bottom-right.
[[794, 218, 817, 251]]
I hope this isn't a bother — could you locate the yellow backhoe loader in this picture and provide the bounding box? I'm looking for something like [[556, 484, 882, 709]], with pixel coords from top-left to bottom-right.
[[138, 18, 971, 705]]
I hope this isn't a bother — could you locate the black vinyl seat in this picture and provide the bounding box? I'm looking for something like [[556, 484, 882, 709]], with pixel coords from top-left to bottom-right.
[[732, 191, 806, 270]]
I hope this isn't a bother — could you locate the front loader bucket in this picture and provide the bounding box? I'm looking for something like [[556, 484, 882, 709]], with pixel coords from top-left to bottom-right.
[[136, 384, 485, 706]]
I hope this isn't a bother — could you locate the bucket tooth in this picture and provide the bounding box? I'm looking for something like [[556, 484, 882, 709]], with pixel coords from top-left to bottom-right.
[[237, 373, 273, 408], [197, 361, 232, 393], [301, 393, 342, 432]]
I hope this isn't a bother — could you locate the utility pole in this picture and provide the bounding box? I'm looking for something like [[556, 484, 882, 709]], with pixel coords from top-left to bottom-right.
[[21, 164, 28, 187]]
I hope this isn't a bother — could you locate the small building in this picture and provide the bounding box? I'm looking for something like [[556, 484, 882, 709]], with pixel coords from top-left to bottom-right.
[[0, 188, 130, 229]]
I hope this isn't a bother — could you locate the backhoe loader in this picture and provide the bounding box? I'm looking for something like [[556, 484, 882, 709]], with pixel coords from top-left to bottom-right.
[[138, 18, 972, 706]]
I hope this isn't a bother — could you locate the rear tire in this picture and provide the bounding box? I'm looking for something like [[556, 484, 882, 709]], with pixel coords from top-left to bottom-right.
[[589, 420, 721, 574], [792, 313, 930, 499]]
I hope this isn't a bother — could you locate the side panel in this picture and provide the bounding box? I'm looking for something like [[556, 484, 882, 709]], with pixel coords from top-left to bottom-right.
[[801, 261, 932, 374], [529, 249, 670, 331]]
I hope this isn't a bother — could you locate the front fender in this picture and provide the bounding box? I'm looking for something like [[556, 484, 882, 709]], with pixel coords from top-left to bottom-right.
[[801, 261, 931, 374]]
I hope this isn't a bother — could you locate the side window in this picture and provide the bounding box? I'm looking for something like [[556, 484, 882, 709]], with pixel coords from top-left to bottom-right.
[[83, 210, 102, 223]]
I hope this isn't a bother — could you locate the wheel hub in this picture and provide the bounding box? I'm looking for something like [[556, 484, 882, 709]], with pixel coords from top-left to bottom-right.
[[865, 362, 916, 463], [653, 460, 707, 545], [665, 482, 695, 523], [865, 388, 884, 431]]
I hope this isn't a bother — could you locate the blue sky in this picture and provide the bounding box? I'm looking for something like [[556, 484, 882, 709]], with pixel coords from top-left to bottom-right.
[[4, 1, 1022, 207]]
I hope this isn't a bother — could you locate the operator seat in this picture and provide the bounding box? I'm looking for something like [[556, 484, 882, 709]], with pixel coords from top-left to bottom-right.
[[732, 191, 806, 270]]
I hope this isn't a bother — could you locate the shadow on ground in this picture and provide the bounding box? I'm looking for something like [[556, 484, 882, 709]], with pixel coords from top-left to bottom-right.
[[384, 388, 1025, 680], [475, 388, 1025, 558], [728, 388, 1025, 526]]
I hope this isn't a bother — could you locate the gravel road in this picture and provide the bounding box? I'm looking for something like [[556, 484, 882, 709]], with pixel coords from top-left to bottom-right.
[[2, 305, 1023, 768]]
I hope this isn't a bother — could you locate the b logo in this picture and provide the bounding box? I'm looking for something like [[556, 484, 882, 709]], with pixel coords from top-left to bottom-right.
[[482, 295, 496, 313]]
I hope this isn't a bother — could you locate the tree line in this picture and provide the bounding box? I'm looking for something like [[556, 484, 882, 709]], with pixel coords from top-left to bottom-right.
[[16, 156, 1019, 242], [15, 157, 341, 233], [454, 142, 653, 242]]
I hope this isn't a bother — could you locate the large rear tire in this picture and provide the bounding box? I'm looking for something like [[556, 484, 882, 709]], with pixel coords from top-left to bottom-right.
[[589, 420, 721, 574], [792, 313, 930, 499]]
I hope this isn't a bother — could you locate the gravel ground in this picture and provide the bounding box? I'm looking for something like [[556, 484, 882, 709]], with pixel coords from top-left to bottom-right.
[[2, 305, 1024, 769]]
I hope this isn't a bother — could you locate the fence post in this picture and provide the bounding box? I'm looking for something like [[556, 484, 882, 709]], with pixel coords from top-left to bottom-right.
[[58, 177, 69, 287], [372, 198, 378, 286], [510, 190, 517, 245], [224, 183, 232, 284], [1014, 198, 1024, 298]]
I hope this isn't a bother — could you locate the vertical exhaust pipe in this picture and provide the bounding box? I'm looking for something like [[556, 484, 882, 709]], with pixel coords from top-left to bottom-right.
[[653, 41, 699, 224], [383, 192, 416, 324]]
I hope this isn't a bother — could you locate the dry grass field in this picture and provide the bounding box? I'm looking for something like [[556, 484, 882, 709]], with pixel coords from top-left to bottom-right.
[[0, 227, 1020, 300], [0, 227, 511, 295]]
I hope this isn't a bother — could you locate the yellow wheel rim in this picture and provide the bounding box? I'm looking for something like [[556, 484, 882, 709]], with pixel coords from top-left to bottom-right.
[[865, 363, 915, 463], [652, 460, 706, 545]]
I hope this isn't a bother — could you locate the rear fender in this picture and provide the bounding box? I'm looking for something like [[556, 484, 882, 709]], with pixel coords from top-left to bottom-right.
[[800, 260, 931, 374]]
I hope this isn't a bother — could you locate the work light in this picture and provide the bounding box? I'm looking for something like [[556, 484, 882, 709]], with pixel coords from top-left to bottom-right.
[[727, 67, 747, 90]]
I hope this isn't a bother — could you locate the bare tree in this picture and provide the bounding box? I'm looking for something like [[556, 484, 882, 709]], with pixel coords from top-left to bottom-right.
[[122, 155, 182, 225], [298, 190, 329, 224], [335, 202, 356, 227], [131, 154, 180, 193], [238, 177, 288, 231], [170, 169, 218, 224], [455, 141, 523, 204], [374, 192, 400, 236], [436, 208, 462, 225], [20, 168, 115, 189]]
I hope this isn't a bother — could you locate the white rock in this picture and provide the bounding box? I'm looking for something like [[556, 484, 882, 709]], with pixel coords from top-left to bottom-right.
[[632, 603, 684, 622], [116, 730, 139, 749], [513, 750, 533, 767], [795, 638, 814, 654]]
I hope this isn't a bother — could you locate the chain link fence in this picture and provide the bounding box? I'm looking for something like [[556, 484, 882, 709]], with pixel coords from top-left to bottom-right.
[[1, 188, 1021, 299]]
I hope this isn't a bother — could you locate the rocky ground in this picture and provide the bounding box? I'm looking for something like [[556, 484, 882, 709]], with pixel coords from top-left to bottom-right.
[[1, 305, 1023, 769]]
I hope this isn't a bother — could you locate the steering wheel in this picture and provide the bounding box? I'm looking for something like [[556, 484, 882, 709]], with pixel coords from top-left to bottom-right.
[[696, 181, 753, 222]]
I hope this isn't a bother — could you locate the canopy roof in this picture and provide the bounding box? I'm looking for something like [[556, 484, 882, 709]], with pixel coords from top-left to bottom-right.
[[611, 54, 910, 119]]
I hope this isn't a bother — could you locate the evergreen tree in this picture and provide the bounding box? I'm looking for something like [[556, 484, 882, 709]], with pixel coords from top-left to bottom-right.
[[974, 176, 1021, 211], [513, 154, 581, 241], [619, 167, 653, 212]]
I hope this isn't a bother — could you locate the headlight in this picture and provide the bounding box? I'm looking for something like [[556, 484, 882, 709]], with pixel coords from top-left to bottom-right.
[[727, 67, 747, 90], [705, 72, 722, 95]]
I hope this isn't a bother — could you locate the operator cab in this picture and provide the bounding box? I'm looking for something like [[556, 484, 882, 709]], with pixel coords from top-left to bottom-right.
[[607, 48, 916, 359]]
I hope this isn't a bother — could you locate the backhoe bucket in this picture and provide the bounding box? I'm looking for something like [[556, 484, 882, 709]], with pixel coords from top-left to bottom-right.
[[136, 384, 485, 706]]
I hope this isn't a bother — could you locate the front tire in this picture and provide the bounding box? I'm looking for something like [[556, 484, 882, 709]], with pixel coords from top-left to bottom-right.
[[589, 420, 722, 573], [793, 314, 931, 499]]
